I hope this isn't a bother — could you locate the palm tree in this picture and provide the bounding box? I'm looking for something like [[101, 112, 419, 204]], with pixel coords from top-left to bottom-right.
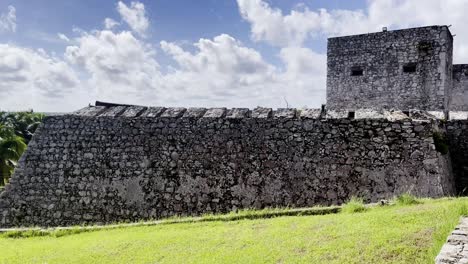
[[0, 111, 44, 185], [0, 123, 27, 185], [1, 112, 44, 143]]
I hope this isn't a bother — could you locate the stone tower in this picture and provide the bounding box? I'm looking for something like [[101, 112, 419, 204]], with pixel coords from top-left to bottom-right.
[[452, 64, 468, 111], [326, 25, 453, 112]]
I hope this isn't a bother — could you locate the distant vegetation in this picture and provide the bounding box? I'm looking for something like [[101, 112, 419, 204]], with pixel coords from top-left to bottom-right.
[[0, 112, 44, 185]]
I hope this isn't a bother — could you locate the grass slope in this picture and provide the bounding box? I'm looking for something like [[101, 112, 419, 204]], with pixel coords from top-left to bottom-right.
[[0, 198, 466, 264]]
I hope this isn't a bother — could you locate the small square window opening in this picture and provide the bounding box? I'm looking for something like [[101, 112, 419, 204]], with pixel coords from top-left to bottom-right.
[[403, 63, 417, 73], [351, 67, 363, 76]]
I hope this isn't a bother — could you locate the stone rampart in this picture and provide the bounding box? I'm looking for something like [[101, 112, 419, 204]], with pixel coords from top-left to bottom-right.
[[447, 118, 468, 194], [0, 106, 454, 227], [452, 64, 468, 111]]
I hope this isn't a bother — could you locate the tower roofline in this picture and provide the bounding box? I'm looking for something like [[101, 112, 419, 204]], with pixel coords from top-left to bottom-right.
[[328, 25, 453, 41]]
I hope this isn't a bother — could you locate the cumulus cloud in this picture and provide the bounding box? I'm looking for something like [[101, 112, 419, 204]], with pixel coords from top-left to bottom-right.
[[117, 1, 149, 36], [365, 0, 468, 63], [160, 34, 282, 106], [104, 18, 119, 30], [5, 0, 468, 112], [0, 44, 82, 111], [0, 5, 16, 33], [237, 0, 468, 62], [65, 30, 161, 104], [57, 33, 70, 42], [278, 47, 326, 101], [237, 0, 370, 47]]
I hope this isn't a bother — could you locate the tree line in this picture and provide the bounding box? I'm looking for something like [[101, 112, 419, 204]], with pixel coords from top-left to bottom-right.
[[0, 112, 44, 185]]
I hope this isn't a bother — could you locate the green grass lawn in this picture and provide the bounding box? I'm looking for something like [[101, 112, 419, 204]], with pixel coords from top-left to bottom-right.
[[0, 197, 467, 264]]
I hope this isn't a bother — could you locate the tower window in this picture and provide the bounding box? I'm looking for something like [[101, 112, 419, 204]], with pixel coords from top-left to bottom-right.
[[403, 63, 417, 73], [418, 41, 432, 52], [351, 67, 363, 76]]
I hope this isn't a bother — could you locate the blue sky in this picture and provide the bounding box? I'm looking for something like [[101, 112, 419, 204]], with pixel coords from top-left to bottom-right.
[[0, 0, 364, 66], [1, 0, 467, 112]]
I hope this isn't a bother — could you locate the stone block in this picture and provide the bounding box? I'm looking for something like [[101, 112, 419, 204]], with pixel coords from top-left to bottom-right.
[[251, 107, 272, 118], [183, 108, 207, 118], [299, 109, 321, 119], [73, 106, 107, 116], [226, 108, 250, 119], [100, 106, 127, 117], [355, 109, 385, 119], [140, 107, 166, 118], [384, 111, 410, 122], [203, 108, 227, 118], [274, 108, 296, 119], [121, 106, 147, 117], [450, 111, 468, 120], [326, 110, 348, 119], [160, 107, 187, 118]]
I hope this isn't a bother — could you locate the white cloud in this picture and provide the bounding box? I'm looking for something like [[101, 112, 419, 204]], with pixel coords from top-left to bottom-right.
[[65, 30, 161, 104], [160, 34, 282, 106], [237, 0, 468, 62], [117, 1, 149, 37], [365, 0, 468, 63], [0, 5, 16, 33], [277, 47, 326, 105], [237, 0, 371, 47], [0, 44, 82, 111], [5, 0, 468, 112], [104, 18, 119, 30], [57, 33, 70, 42]]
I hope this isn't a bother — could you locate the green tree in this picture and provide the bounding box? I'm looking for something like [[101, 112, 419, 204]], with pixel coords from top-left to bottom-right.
[[0, 112, 44, 143], [0, 124, 27, 185], [0, 112, 43, 185]]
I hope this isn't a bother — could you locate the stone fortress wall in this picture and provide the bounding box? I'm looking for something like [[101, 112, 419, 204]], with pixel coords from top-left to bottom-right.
[[452, 64, 468, 111], [327, 26, 453, 111], [447, 120, 468, 193], [1, 25, 468, 227], [0, 106, 456, 227]]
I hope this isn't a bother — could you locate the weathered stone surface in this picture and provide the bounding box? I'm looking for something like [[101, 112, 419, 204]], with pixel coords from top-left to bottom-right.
[[450, 112, 468, 120], [436, 217, 468, 263], [410, 109, 441, 120], [447, 120, 468, 194], [274, 108, 296, 119], [74, 106, 107, 116], [452, 64, 468, 111], [203, 108, 227, 118], [140, 107, 166, 118], [299, 109, 321, 119], [121, 106, 147, 117], [327, 26, 453, 112], [428, 111, 446, 120], [326, 110, 349, 119], [100, 106, 127, 117], [0, 108, 455, 227], [226, 108, 250, 119], [251, 107, 272, 118], [160, 107, 186, 118], [355, 109, 385, 120], [384, 110, 410, 122], [183, 108, 207, 118]]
